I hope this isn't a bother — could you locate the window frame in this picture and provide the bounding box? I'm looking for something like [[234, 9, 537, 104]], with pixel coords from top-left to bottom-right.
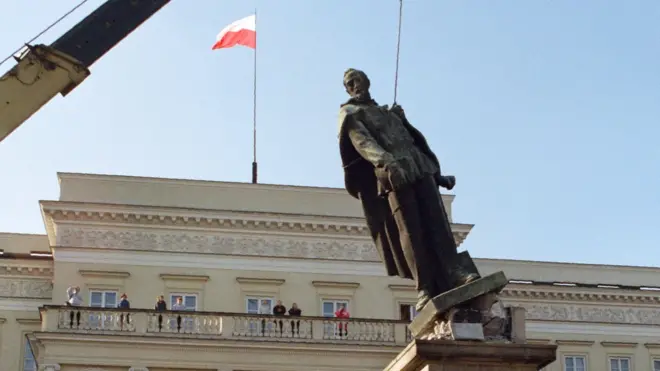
[[398, 302, 418, 321], [169, 293, 198, 311], [89, 289, 118, 308], [563, 354, 587, 371], [245, 296, 274, 314], [321, 299, 350, 317], [653, 358, 660, 371], [608, 356, 631, 371]]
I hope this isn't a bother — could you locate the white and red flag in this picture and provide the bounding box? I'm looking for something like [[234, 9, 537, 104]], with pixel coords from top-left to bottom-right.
[[212, 14, 256, 50]]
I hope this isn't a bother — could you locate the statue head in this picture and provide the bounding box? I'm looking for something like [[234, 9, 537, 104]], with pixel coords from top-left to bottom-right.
[[343, 68, 371, 99]]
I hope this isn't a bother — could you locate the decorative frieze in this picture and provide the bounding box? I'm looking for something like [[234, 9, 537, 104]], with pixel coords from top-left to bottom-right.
[[0, 265, 52, 277], [0, 277, 52, 298], [502, 288, 660, 304], [498, 301, 660, 326], [55, 226, 469, 261]]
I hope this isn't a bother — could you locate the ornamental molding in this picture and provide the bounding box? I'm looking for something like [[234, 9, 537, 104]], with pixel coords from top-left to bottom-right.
[[501, 287, 660, 304], [161, 273, 210, 282], [42, 203, 472, 249], [54, 225, 465, 262], [236, 277, 285, 286], [0, 277, 52, 299], [0, 264, 52, 277], [600, 341, 638, 348], [499, 301, 660, 326]]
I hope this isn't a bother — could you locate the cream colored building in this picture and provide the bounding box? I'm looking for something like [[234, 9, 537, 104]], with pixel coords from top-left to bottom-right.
[[0, 172, 659, 371]]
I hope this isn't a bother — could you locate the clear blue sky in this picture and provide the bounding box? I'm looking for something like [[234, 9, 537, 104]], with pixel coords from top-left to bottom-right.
[[1, 0, 659, 267]]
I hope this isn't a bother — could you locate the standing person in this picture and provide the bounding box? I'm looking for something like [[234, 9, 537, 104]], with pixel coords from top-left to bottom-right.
[[118, 293, 130, 309], [288, 303, 302, 336], [65, 285, 83, 327], [154, 295, 167, 311], [66, 286, 83, 306], [154, 295, 167, 331], [258, 299, 271, 336], [334, 304, 350, 338], [273, 300, 286, 335], [117, 293, 131, 327], [171, 297, 186, 311]]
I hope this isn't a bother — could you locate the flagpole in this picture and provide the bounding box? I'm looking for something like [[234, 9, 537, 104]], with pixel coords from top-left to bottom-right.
[[251, 9, 258, 184]]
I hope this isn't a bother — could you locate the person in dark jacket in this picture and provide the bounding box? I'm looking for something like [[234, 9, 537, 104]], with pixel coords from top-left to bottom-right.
[[118, 293, 130, 309], [118, 293, 130, 327], [273, 300, 286, 334], [155, 295, 167, 311], [288, 302, 302, 336]]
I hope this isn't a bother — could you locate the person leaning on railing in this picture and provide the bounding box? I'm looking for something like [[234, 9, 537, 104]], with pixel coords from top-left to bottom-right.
[[273, 300, 286, 334], [288, 303, 302, 336]]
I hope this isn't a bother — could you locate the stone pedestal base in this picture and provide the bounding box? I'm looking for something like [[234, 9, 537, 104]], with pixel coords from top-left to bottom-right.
[[384, 340, 556, 371]]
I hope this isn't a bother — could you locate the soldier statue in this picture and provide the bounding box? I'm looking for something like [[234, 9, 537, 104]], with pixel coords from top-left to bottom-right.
[[338, 68, 480, 311]]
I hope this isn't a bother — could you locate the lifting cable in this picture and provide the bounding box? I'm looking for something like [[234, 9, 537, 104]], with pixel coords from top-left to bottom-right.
[[0, 0, 91, 67], [393, 0, 404, 104]]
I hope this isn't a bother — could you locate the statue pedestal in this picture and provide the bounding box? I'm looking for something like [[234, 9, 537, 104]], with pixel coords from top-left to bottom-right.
[[384, 340, 557, 371]]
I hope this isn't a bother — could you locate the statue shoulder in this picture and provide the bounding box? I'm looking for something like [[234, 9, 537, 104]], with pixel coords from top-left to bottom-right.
[[338, 104, 363, 135], [339, 104, 362, 117]]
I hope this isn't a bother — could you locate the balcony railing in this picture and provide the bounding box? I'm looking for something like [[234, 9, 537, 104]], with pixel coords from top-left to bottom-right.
[[41, 305, 411, 346]]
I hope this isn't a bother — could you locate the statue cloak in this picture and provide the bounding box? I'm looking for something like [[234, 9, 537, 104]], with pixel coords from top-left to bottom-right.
[[337, 103, 443, 280]]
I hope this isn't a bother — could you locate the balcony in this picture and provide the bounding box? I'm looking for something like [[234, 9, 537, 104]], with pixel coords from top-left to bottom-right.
[[32, 305, 412, 370]]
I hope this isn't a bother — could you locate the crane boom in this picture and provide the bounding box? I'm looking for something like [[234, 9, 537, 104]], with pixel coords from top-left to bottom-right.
[[0, 0, 170, 143]]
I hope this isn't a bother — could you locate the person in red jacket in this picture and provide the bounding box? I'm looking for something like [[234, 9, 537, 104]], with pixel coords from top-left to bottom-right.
[[334, 304, 350, 337]]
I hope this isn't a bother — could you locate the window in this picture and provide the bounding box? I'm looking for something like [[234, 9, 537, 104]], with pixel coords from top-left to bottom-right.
[[170, 294, 197, 311], [322, 299, 349, 317], [564, 356, 586, 371], [23, 341, 36, 371], [90, 290, 117, 308], [653, 359, 660, 371], [399, 303, 418, 321], [609, 357, 630, 371], [246, 297, 273, 314]]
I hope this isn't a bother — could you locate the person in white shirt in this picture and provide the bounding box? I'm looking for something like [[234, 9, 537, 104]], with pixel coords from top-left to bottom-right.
[[171, 297, 186, 311], [66, 286, 83, 306]]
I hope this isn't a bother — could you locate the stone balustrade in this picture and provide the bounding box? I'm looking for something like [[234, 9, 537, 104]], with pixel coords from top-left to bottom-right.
[[41, 305, 410, 345]]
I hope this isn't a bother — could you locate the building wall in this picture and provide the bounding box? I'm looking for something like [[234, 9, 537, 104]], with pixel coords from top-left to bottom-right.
[[1, 173, 659, 371]]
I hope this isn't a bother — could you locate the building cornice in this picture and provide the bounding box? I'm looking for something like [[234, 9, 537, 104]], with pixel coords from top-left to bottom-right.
[[79, 270, 130, 278], [160, 274, 209, 282], [312, 281, 360, 289], [40, 201, 473, 249], [600, 341, 638, 348], [236, 277, 284, 286], [501, 286, 660, 304]]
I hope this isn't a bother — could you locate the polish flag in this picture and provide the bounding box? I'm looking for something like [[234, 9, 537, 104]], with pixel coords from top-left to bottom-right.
[[212, 15, 256, 50]]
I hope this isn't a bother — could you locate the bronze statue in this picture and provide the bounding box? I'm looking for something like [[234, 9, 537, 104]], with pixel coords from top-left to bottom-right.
[[338, 68, 480, 311]]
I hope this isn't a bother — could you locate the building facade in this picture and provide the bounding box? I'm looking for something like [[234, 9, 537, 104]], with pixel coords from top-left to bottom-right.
[[0, 172, 659, 371]]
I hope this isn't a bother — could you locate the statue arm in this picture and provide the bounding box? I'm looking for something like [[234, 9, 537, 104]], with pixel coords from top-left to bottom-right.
[[346, 118, 395, 168]]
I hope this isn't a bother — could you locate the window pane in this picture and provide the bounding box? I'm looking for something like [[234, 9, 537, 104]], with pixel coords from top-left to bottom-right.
[[565, 356, 574, 371], [322, 302, 334, 317], [90, 291, 103, 307], [184, 295, 196, 310], [170, 295, 182, 306], [104, 292, 117, 308], [654, 360, 660, 371], [575, 357, 585, 371], [23, 342, 36, 371], [619, 358, 629, 371], [610, 358, 619, 371], [247, 298, 258, 313]]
